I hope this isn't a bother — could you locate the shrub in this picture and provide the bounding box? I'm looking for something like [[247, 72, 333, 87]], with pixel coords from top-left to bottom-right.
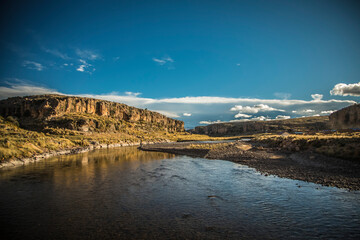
[[6, 116, 19, 127]]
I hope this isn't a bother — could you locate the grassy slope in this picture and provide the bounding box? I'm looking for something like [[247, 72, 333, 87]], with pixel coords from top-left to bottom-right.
[[1, 114, 359, 162], [0, 116, 238, 162], [254, 133, 360, 161]]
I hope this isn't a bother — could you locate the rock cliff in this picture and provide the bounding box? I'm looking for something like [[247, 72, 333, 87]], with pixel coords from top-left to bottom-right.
[[191, 116, 329, 136], [0, 94, 184, 132], [329, 104, 360, 129]]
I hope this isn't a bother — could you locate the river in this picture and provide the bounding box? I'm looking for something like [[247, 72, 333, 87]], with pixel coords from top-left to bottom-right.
[[0, 146, 359, 239]]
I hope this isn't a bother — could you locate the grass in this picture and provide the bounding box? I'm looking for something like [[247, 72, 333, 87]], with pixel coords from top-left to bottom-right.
[[187, 143, 232, 150], [254, 132, 360, 161], [0, 116, 234, 162], [1, 114, 359, 163]]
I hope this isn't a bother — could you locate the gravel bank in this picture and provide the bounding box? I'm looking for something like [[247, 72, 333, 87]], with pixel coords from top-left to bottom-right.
[[140, 141, 360, 191]]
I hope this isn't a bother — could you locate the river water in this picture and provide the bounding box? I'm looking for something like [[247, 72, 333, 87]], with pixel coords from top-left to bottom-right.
[[0, 146, 359, 239]]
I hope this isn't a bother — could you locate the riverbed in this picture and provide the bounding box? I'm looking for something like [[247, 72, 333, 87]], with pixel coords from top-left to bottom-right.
[[0, 146, 359, 239]]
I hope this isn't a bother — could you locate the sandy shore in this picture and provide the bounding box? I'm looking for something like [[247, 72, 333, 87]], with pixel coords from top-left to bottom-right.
[[140, 141, 360, 191]]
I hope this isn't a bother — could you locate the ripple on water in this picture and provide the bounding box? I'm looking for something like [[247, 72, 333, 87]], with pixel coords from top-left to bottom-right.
[[0, 147, 359, 240]]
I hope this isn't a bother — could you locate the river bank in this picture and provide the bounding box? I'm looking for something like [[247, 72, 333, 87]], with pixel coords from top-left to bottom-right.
[[0, 140, 172, 169], [140, 141, 360, 191]]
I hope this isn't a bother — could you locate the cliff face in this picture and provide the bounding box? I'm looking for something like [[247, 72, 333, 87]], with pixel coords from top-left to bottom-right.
[[329, 104, 360, 129], [0, 94, 184, 132], [192, 116, 329, 136]]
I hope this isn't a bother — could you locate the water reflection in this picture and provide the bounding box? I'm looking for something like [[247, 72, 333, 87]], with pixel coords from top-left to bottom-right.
[[0, 147, 359, 240]]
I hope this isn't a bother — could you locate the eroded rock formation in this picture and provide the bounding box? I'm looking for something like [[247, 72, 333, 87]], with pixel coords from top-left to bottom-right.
[[329, 104, 360, 129], [0, 94, 184, 132], [191, 116, 330, 136]]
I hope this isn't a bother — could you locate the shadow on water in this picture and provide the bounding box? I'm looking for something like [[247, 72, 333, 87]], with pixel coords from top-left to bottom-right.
[[0, 146, 359, 239]]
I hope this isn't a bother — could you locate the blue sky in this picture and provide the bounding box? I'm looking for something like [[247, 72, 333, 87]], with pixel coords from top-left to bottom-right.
[[0, 0, 360, 128]]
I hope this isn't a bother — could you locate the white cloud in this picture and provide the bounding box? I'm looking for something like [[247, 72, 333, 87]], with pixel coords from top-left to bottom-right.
[[22, 61, 44, 71], [0, 81, 60, 99], [76, 65, 86, 72], [230, 104, 285, 114], [234, 113, 252, 118], [236, 63, 241, 66], [330, 82, 360, 96], [125, 91, 141, 97], [230, 119, 251, 122], [250, 116, 270, 121], [76, 60, 95, 73], [275, 115, 291, 120], [321, 110, 335, 114], [183, 113, 192, 117], [199, 120, 222, 125], [311, 94, 323, 101], [303, 109, 315, 113], [152, 56, 174, 67], [152, 110, 179, 118], [75, 49, 100, 60], [0, 82, 357, 129]]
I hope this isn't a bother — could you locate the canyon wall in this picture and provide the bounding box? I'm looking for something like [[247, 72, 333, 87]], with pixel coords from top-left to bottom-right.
[[191, 116, 330, 136], [329, 104, 360, 129], [0, 94, 184, 132]]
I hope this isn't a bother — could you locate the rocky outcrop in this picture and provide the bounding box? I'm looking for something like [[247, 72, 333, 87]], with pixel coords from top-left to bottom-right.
[[329, 104, 360, 129], [191, 116, 330, 136], [0, 94, 184, 132]]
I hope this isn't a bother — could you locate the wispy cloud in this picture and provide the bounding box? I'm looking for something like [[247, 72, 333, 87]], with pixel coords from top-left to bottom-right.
[[320, 110, 335, 114], [125, 91, 141, 97], [330, 82, 360, 96], [274, 92, 291, 100], [275, 115, 291, 120], [0, 80, 59, 99], [303, 109, 315, 113], [151, 110, 179, 118], [0, 82, 356, 128], [153, 57, 173, 65], [152, 56, 174, 69], [42, 47, 70, 60], [22, 61, 45, 71], [75, 49, 101, 60], [76, 59, 95, 73]]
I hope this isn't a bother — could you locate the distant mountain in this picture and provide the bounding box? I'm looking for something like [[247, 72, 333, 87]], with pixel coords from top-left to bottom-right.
[[190, 116, 330, 136]]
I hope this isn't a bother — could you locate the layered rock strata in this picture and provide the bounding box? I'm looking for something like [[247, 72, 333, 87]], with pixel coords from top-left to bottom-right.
[[0, 94, 184, 132]]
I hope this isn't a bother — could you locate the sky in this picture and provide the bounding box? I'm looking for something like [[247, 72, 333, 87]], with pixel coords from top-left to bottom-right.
[[0, 0, 360, 128]]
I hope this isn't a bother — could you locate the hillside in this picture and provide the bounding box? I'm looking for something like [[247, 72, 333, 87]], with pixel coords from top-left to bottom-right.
[[0, 94, 186, 163], [329, 103, 360, 129], [0, 94, 184, 133], [191, 116, 330, 136]]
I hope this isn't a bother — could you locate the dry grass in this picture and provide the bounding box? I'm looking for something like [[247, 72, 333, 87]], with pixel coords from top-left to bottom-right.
[[2, 113, 359, 162], [0, 116, 236, 162], [187, 143, 232, 150], [254, 132, 360, 161]]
